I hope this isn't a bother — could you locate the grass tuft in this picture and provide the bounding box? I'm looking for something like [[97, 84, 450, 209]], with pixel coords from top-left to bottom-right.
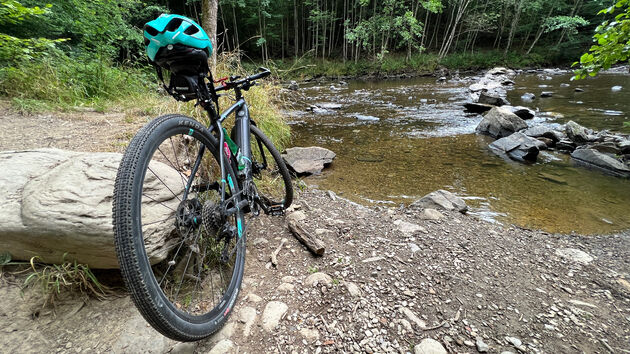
[[23, 256, 112, 307]]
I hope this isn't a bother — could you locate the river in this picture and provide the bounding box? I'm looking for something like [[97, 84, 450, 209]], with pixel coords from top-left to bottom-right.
[[286, 70, 630, 235]]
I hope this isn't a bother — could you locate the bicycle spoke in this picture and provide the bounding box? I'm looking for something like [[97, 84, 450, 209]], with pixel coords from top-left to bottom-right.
[[147, 167, 182, 202]]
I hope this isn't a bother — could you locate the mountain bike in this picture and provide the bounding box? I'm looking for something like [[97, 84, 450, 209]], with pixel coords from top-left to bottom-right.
[[112, 66, 293, 341]]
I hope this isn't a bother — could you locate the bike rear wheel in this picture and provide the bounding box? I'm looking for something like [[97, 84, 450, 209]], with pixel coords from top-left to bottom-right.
[[249, 125, 293, 212], [113, 114, 245, 341]]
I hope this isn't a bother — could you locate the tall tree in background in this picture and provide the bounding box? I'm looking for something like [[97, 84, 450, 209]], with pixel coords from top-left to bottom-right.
[[202, 0, 219, 66]]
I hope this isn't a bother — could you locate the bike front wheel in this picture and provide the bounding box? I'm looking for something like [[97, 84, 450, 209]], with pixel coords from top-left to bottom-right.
[[113, 114, 246, 341], [249, 125, 293, 212]]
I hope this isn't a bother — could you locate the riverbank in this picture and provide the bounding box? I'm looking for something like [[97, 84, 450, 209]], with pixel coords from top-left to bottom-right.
[[245, 50, 565, 81], [1, 187, 629, 353]]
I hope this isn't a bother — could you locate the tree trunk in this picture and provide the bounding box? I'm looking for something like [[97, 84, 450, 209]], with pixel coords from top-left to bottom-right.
[[526, 5, 554, 55], [504, 0, 524, 55], [294, 0, 299, 58], [201, 0, 219, 67]]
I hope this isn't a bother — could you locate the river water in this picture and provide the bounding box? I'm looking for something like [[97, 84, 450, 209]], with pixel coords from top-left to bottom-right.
[[286, 71, 630, 235]]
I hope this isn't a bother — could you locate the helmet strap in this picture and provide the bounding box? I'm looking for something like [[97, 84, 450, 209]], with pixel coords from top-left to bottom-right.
[[151, 62, 176, 98]]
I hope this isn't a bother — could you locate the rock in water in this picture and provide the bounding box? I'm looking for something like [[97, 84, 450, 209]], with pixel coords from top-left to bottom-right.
[[565, 121, 590, 144], [0, 149, 181, 268], [521, 92, 536, 101], [611, 85, 622, 92], [506, 106, 535, 120], [522, 125, 563, 142], [463, 102, 494, 114], [540, 91, 553, 98], [287, 81, 299, 91], [282, 146, 336, 175], [489, 132, 546, 162], [571, 148, 630, 178], [478, 91, 510, 106], [476, 106, 528, 139], [410, 190, 467, 213]]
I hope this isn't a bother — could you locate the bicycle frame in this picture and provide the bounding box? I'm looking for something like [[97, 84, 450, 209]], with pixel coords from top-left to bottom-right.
[[180, 69, 265, 216]]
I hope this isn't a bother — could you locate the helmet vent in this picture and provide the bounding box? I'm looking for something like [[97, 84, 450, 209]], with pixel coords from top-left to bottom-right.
[[144, 25, 158, 36], [165, 18, 183, 32], [184, 25, 199, 35]]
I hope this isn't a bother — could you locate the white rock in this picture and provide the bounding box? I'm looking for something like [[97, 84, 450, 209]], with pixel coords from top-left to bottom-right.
[[419, 208, 444, 220], [281, 275, 296, 283], [555, 248, 594, 265], [238, 306, 257, 337], [262, 301, 288, 332], [410, 189, 468, 213], [414, 338, 447, 354], [393, 219, 427, 235], [208, 339, 235, 354], [305, 272, 333, 286], [345, 281, 362, 297], [246, 293, 263, 303], [299, 328, 320, 342], [400, 307, 427, 329], [0, 149, 182, 268], [568, 299, 598, 308], [111, 314, 172, 353], [287, 211, 307, 222], [277, 283, 295, 292]]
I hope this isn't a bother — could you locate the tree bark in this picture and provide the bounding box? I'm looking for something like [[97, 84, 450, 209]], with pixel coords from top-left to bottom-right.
[[201, 0, 219, 68]]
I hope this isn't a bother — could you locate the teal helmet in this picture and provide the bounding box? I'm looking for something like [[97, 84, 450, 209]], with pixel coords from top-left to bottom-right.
[[143, 14, 213, 62]]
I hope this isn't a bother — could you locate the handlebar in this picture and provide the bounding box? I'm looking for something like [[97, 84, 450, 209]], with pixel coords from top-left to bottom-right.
[[214, 67, 271, 93]]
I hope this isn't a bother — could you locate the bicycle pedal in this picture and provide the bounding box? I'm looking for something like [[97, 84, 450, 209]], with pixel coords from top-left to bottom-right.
[[269, 204, 285, 216]]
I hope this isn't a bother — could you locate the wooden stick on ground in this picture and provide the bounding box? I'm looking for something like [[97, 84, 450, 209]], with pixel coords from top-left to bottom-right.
[[287, 219, 325, 256], [270, 238, 287, 266]]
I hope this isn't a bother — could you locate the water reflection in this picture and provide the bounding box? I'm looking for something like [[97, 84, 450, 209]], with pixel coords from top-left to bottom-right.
[[288, 73, 630, 234]]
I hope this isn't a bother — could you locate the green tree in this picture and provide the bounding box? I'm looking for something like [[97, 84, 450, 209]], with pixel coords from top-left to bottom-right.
[[0, 1, 65, 63], [574, 0, 629, 78]]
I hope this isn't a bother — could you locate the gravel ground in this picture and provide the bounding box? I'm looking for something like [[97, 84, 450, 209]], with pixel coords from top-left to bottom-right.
[[1, 188, 629, 353]]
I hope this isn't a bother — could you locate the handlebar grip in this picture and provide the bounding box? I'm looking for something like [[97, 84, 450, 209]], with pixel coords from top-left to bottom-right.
[[248, 67, 271, 81]]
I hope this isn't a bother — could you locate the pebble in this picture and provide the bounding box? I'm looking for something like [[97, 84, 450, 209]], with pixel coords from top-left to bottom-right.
[[246, 293, 263, 303], [299, 328, 320, 342], [305, 272, 333, 286], [505, 336, 522, 347], [277, 283, 295, 292], [400, 307, 427, 329], [414, 338, 447, 354], [345, 281, 362, 297], [476, 338, 489, 352]]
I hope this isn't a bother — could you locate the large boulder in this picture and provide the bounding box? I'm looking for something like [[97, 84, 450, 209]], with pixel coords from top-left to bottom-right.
[[0, 149, 182, 268], [489, 132, 546, 162], [410, 190, 467, 213], [282, 146, 336, 175], [571, 148, 630, 178], [565, 120, 590, 144], [476, 106, 528, 139]]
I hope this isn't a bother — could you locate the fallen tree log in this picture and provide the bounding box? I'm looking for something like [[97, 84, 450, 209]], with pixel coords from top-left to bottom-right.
[[287, 219, 325, 256]]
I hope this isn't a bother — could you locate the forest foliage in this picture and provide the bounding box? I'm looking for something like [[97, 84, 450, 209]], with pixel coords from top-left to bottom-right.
[[0, 0, 628, 109]]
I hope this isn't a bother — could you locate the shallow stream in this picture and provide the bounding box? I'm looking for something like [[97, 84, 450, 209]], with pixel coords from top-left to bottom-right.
[[287, 71, 630, 234]]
